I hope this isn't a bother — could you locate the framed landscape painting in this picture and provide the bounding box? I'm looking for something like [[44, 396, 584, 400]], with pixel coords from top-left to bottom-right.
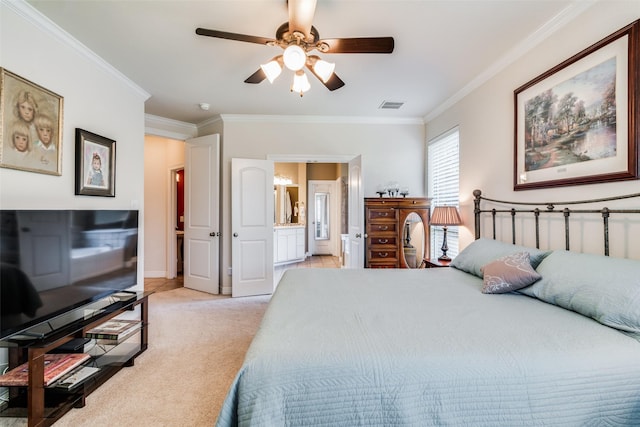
[[0, 68, 63, 175], [514, 20, 639, 190]]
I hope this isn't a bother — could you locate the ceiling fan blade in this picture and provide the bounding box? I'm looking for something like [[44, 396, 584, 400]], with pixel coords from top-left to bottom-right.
[[305, 63, 345, 91], [244, 68, 267, 84], [320, 37, 394, 54], [196, 28, 274, 46], [288, 0, 317, 39]]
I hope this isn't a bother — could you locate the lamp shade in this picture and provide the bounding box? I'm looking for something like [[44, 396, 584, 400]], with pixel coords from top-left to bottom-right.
[[283, 45, 306, 71], [291, 70, 311, 95], [260, 57, 283, 83], [313, 59, 335, 83], [430, 206, 462, 226]]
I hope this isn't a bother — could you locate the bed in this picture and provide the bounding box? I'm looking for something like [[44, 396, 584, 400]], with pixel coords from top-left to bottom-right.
[[216, 190, 640, 426]]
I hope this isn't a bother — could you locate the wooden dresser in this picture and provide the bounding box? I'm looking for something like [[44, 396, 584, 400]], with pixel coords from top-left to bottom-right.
[[365, 197, 430, 268]]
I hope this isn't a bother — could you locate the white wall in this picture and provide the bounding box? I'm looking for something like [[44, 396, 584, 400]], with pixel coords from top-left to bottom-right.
[[213, 115, 425, 293], [1, 1, 148, 284], [426, 2, 640, 259], [0, 1, 148, 373]]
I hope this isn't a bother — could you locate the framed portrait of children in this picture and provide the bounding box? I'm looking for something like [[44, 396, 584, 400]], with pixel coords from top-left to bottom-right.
[[75, 128, 116, 197], [0, 68, 63, 175]]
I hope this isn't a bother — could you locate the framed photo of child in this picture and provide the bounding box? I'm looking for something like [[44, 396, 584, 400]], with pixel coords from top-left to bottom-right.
[[75, 128, 116, 197], [0, 68, 63, 175]]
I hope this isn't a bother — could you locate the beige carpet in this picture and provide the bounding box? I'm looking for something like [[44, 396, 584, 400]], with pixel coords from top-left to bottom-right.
[[48, 288, 270, 426]]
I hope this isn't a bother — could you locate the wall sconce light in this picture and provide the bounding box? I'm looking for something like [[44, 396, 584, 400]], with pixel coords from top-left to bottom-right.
[[274, 174, 292, 186]]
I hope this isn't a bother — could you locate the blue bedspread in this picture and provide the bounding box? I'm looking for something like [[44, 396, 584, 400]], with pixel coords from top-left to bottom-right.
[[217, 268, 640, 426]]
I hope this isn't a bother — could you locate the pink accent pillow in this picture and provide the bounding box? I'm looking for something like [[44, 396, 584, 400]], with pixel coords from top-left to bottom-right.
[[481, 252, 541, 294]]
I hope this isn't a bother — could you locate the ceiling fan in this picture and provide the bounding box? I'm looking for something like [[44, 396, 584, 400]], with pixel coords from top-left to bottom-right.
[[195, 0, 394, 96]]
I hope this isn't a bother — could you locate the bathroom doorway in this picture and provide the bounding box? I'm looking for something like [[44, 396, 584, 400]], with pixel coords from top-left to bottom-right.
[[308, 179, 339, 256]]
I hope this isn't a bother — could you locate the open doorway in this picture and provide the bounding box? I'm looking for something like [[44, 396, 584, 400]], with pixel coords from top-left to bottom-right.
[[176, 168, 184, 274], [167, 166, 184, 280], [274, 162, 348, 259]]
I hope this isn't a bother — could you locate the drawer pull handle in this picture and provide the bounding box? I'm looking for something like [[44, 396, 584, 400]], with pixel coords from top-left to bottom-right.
[[379, 238, 388, 244], [379, 226, 388, 231], [378, 252, 388, 257], [380, 212, 389, 217]]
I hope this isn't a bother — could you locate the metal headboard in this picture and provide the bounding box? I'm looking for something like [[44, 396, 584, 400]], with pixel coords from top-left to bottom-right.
[[473, 189, 640, 256]]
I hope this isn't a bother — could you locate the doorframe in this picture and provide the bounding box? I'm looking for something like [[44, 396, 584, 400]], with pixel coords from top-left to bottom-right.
[[166, 165, 184, 279], [267, 154, 359, 259], [267, 154, 357, 163]]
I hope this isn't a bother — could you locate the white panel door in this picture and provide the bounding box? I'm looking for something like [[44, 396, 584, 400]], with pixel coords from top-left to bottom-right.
[[347, 155, 364, 268], [184, 134, 220, 294], [308, 180, 337, 255], [231, 158, 274, 297]]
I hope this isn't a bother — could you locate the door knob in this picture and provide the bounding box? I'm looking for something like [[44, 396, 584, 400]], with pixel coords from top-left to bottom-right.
[[233, 232, 238, 237]]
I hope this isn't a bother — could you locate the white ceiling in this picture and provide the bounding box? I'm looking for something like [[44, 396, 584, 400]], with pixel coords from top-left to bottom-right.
[[27, 0, 589, 125]]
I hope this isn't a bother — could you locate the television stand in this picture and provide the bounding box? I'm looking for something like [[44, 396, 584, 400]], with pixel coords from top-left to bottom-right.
[[0, 291, 150, 427]]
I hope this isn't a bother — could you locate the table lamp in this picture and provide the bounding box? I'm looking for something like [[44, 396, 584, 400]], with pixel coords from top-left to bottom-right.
[[430, 206, 462, 261]]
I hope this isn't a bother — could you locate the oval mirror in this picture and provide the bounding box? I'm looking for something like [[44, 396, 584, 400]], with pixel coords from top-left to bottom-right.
[[402, 212, 425, 268]]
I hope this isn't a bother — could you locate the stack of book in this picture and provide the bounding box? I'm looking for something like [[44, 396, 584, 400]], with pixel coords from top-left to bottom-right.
[[0, 353, 91, 387], [86, 318, 142, 345]]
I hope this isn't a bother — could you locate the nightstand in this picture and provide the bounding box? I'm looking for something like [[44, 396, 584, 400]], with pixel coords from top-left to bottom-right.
[[420, 258, 452, 268]]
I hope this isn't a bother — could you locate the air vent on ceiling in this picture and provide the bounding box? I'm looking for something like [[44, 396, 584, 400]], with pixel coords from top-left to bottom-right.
[[378, 101, 404, 110]]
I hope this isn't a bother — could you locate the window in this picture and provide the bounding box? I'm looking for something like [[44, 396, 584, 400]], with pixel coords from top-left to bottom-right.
[[427, 128, 460, 259]]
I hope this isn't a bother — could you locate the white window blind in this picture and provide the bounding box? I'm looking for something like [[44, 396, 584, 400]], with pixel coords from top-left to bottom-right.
[[428, 128, 460, 259]]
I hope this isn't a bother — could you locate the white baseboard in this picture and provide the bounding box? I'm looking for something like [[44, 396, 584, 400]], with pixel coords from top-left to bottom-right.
[[144, 271, 167, 278]]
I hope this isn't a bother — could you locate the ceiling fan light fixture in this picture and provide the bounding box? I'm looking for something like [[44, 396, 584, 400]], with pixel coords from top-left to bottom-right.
[[283, 44, 307, 71], [291, 70, 311, 96], [313, 59, 335, 83], [260, 59, 283, 83]]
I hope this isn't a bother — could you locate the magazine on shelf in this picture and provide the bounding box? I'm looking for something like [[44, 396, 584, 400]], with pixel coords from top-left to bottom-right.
[[86, 319, 142, 340], [54, 366, 101, 390], [95, 321, 142, 345], [0, 353, 91, 387]]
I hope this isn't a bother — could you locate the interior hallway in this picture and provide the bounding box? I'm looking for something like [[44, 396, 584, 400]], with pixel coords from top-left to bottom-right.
[[146, 255, 341, 294]]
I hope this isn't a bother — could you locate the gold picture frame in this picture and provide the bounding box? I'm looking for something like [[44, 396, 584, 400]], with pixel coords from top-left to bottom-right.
[[0, 68, 63, 175]]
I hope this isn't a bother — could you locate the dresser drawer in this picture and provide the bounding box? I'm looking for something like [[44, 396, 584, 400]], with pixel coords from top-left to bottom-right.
[[367, 249, 398, 262], [368, 236, 397, 246], [367, 222, 398, 234], [367, 208, 397, 222], [367, 262, 397, 269]]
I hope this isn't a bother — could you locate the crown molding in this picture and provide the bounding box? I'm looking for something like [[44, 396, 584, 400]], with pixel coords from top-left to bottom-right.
[[424, 0, 598, 122], [197, 115, 224, 129], [145, 114, 198, 140], [6, 0, 150, 101], [220, 114, 424, 125]]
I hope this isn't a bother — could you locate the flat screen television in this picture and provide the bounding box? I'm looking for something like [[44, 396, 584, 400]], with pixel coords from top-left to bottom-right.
[[0, 210, 139, 340]]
